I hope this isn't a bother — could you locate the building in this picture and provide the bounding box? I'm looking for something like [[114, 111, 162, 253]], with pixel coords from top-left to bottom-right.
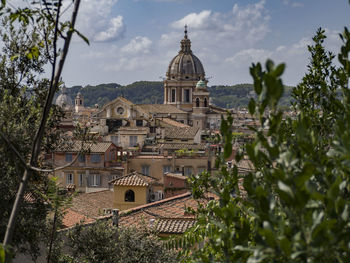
[[61, 192, 216, 237], [111, 171, 163, 210], [90, 27, 226, 151], [52, 141, 124, 192]]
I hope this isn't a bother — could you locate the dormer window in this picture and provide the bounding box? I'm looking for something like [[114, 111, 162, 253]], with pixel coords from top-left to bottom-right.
[[125, 189, 135, 202]]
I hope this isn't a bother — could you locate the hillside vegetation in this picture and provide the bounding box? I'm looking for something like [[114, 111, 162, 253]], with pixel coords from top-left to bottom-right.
[[65, 81, 293, 109]]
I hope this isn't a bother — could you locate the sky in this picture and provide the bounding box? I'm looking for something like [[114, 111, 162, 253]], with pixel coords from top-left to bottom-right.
[[10, 0, 350, 87]]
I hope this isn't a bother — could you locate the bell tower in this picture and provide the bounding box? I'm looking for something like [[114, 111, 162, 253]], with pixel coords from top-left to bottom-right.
[[192, 79, 210, 130], [75, 92, 84, 113]]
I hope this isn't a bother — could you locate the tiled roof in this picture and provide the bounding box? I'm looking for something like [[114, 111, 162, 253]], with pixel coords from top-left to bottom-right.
[[159, 118, 190, 128], [137, 104, 187, 114], [164, 172, 187, 180], [113, 172, 159, 187], [164, 127, 199, 139], [154, 218, 196, 234], [62, 209, 95, 228], [118, 192, 218, 234], [119, 192, 198, 226], [69, 190, 114, 218], [62, 191, 216, 235], [159, 143, 206, 150], [56, 141, 116, 153]]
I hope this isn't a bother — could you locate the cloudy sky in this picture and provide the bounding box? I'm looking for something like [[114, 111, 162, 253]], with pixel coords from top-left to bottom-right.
[[29, 0, 350, 86]]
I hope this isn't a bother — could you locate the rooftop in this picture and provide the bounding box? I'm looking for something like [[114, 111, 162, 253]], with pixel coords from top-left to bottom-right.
[[112, 172, 160, 187], [164, 126, 199, 139], [55, 141, 118, 153]]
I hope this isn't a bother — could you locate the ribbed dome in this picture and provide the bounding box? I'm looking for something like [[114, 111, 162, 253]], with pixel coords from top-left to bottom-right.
[[56, 87, 73, 109], [166, 28, 205, 81]]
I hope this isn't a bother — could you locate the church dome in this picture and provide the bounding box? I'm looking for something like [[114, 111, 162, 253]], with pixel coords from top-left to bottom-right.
[[56, 87, 73, 109], [166, 27, 205, 81]]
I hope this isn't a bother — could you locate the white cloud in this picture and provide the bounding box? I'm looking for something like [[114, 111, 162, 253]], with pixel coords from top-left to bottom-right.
[[226, 49, 272, 64], [94, 16, 125, 42], [171, 10, 212, 30], [166, 0, 269, 51], [121, 36, 153, 54], [72, 0, 125, 43], [283, 0, 304, 8]]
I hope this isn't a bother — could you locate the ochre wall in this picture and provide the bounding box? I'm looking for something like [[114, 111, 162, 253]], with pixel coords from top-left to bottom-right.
[[113, 185, 147, 210]]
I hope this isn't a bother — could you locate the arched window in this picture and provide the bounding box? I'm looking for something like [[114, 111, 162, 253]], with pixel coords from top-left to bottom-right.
[[204, 98, 208, 107], [196, 98, 200, 107], [125, 189, 135, 202], [171, 89, 176, 102]]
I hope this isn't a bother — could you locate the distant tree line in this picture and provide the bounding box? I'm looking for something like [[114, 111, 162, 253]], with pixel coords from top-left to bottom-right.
[[62, 81, 294, 109]]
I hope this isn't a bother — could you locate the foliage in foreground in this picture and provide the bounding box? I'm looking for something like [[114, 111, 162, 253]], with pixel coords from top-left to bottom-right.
[[175, 27, 350, 262], [51, 220, 178, 263]]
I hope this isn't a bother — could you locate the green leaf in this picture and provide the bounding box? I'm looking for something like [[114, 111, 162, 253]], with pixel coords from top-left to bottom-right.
[[248, 98, 256, 115], [74, 28, 90, 45], [0, 245, 4, 263]]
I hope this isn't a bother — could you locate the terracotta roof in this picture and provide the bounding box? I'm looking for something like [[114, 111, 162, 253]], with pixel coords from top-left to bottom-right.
[[113, 172, 159, 187], [62, 209, 95, 228], [164, 127, 199, 139], [137, 104, 187, 114], [159, 118, 190, 128], [69, 190, 114, 218], [164, 172, 188, 180], [159, 143, 206, 150], [118, 192, 218, 234], [56, 141, 116, 153], [154, 218, 196, 234]]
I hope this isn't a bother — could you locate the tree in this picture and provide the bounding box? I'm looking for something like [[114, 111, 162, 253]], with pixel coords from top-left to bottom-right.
[[175, 27, 350, 262], [0, 0, 84, 261], [54, 220, 178, 263]]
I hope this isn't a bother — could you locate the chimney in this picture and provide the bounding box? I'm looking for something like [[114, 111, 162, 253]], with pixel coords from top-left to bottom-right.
[[149, 218, 155, 228], [112, 209, 119, 227]]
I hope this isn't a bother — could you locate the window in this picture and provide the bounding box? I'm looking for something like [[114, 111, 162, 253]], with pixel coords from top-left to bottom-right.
[[129, 136, 137, 147], [65, 153, 72, 162], [136, 120, 143, 127], [196, 98, 200, 107], [89, 174, 101, 186], [111, 135, 118, 146], [66, 173, 73, 184], [79, 99, 82, 105], [125, 189, 135, 202], [79, 174, 84, 186], [184, 89, 190, 102], [142, 165, 150, 176], [204, 97, 208, 107], [109, 149, 116, 161], [78, 154, 85, 163], [150, 127, 156, 133], [184, 167, 193, 176], [91, 154, 101, 163], [171, 89, 176, 102], [163, 165, 171, 174]]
